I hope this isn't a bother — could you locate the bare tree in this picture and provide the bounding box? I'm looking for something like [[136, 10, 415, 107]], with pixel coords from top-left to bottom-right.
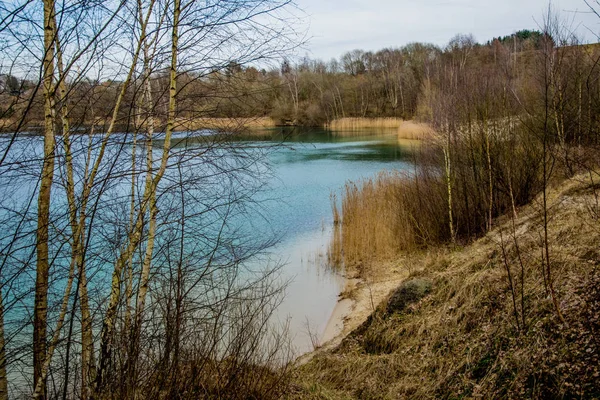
[[0, 0, 301, 398]]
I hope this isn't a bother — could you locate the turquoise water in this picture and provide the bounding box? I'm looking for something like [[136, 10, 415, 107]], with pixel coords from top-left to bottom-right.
[[246, 129, 417, 354], [0, 128, 417, 358]]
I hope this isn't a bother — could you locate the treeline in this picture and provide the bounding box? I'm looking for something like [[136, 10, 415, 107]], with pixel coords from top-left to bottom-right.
[[271, 30, 553, 126], [0, 29, 567, 131]]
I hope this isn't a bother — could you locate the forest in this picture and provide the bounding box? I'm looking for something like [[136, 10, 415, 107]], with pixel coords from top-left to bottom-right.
[[0, 28, 561, 130]]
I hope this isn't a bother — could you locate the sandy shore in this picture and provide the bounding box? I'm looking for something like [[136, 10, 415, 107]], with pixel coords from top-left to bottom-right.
[[297, 263, 408, 365]]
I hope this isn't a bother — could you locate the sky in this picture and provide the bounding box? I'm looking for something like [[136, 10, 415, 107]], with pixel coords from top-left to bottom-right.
[[297, 0, 600, 60]]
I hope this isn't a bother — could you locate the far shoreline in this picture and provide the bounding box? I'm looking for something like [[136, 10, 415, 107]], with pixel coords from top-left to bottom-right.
[[0, 117, 433, 141]]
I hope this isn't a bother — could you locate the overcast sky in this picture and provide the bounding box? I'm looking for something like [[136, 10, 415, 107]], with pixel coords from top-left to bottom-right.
[[297, 0, 600, 60]]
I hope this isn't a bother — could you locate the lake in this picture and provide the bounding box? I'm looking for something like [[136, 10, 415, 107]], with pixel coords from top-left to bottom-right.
[[244, 128, 418, 354], [0, 127, 417, 360]]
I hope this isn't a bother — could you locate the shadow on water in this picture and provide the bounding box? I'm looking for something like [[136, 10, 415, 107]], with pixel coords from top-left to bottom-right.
[[280, 141, 415, 163], [158, 126, 419, 163]]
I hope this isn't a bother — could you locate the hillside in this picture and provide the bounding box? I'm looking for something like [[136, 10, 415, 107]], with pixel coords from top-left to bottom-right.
[[291, 172, 600, 399]]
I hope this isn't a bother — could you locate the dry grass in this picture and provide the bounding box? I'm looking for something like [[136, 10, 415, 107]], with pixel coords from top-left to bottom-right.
[[328, 172, 425, 275], [327, 118, 404, 131], [161, 357, 292, 399], [294, 173, 600, 399], [325, 118, 434, 140], [175, 117, 276, 131], [328, 155, 459, 275], [0, 117, 17, 132], [397, 120, 435, 140]]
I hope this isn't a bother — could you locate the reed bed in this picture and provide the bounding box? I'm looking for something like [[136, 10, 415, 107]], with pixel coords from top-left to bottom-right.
[[329, 130, 544, 273], [328, 170, 447, 273], [175, 117, 276, 131], [326, 118, 434, 141], [326, 117, 404, 131], [396, 120, 435, 140]]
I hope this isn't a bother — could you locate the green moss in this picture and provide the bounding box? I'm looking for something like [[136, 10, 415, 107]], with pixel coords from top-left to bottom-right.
[[386, 278, 432, 314]]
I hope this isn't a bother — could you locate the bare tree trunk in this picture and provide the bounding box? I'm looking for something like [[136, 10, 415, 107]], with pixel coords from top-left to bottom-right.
[[33, 29, 79, 400], [0, 291, 7, 400], [32, 57, 83, 396], [78, 239, 95, 399], [541, 30, 565, 324], [123, 135, 136, 336], [399, 81, 405, 117], [53, 31, 97, 399], [126, 32, 157, 392], [134, 0, 170, 332], [95, 0, 174, 394], [33, 37, 97, 398], [335, 85, 345, 118], [33, 250, 77, 398], [34, 1, 58, 397], [485, 120, 493, 231], [286, 73, 299, 122], [443, 143, 455, 243], [578, 79, 582, 147]]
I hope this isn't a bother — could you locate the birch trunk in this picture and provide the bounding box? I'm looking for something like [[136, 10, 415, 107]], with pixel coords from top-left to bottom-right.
[[33, 23, 100, 399], [444, 147, 454, 242], [485, 119, 493, 231], [443, 125, 455, 243], [52, 32, 97, 399], [125, 27, 157, 391], [95, 0, 174, 393], [34, 1, 57, 397], [0, 290, 7, 400], [134, 0, 179, 335]]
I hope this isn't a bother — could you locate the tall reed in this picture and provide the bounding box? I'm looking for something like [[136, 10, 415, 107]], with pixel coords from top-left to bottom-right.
[[328, 171, 436, 272], [397, 120, 435, 140], [176, 116, 276, 131], [329, 131, 544, 272], [327, 117, 404, 131]]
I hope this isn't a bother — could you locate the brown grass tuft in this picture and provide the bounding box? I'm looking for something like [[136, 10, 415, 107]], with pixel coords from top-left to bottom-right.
[[328, 171, 427, 274]]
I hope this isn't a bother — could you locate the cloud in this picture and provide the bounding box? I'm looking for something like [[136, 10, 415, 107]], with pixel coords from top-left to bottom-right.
[[298, 0, 598, 59]]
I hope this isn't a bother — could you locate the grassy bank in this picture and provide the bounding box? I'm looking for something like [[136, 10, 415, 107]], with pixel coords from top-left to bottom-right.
[[396, 120, 434, 140], [294, 172, 600, 399]]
